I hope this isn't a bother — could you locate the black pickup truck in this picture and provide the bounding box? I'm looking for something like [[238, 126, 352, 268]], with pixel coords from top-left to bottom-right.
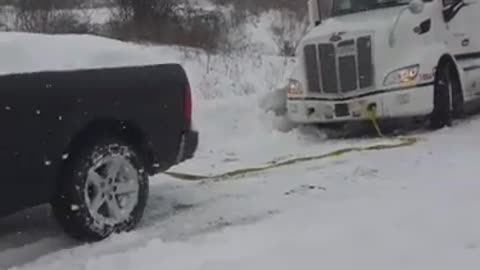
[[0, 63, 198, 242]]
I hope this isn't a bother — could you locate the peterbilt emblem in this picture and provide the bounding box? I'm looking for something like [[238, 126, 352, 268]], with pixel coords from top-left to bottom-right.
[[330, 32, 346, 42]]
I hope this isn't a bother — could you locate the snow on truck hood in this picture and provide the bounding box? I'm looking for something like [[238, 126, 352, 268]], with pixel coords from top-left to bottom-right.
[[302, 6, 403, 44], [0, 32, 177, 76]]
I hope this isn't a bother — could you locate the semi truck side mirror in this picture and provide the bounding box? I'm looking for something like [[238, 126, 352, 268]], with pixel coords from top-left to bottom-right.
[[390, 0, 425, 47], [408, 0, 425, 14], [308, 0, 323, 27]]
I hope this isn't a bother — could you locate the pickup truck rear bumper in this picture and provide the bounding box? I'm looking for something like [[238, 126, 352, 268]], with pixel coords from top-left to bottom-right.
[[176, 129, 199, 163]]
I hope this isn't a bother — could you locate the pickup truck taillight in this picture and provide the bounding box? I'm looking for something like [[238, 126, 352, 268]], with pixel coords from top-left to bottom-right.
[[184, 82, 192, 126]]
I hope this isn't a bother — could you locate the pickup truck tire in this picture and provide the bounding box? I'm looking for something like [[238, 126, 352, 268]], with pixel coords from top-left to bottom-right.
[[51, 136, 149, 242], [430, 60, 463, 129]]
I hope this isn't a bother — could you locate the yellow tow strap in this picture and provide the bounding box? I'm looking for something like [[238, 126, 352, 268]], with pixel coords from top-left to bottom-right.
[[163, 106, 420, 182]]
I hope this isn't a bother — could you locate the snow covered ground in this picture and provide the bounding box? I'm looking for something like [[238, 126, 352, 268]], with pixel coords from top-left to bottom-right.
[[1, 33, 480, 270]]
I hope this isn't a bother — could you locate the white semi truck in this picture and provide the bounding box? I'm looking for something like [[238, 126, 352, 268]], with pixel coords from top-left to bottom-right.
[[285, 0, 480, 129]]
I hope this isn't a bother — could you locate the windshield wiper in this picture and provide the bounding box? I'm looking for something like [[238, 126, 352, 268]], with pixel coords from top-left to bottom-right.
[[333, 6, 371, 16]]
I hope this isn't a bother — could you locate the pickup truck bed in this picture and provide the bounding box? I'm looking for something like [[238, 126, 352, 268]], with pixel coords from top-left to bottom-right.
[[0, 63, 198, 241]]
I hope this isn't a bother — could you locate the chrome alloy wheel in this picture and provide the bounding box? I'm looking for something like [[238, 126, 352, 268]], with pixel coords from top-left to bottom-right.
[[84, 154, 140, 228]]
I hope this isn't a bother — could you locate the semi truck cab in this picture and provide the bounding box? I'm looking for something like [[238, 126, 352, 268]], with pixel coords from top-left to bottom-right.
[[286, 0, 480, 128]]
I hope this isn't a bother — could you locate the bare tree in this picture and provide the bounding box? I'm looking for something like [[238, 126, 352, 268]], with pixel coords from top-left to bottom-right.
[[112, 0, 183, 24], [210, 0, 307, 15], [270, 9, 309, 56], [14, 0, 92, 34], [15, 0, 55, 33]]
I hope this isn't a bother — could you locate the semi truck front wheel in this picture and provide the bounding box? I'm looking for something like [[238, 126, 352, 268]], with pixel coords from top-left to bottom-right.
[[430, 60, 464, 129]]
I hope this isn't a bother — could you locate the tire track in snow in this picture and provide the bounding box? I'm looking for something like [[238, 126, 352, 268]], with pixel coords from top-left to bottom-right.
[[0, 179, 281, 269]]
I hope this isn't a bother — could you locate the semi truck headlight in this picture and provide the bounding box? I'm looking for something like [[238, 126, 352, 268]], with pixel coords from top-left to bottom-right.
[[383, 65, 420, 87], [287, 79, 304, 96]]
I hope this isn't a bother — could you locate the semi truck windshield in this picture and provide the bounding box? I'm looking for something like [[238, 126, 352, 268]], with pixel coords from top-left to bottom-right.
[[332, 0, 410, 16]]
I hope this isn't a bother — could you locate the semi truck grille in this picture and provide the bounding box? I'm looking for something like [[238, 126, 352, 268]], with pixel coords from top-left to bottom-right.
[[318, 44, 337, 94], [303, 35, 374, 95]]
